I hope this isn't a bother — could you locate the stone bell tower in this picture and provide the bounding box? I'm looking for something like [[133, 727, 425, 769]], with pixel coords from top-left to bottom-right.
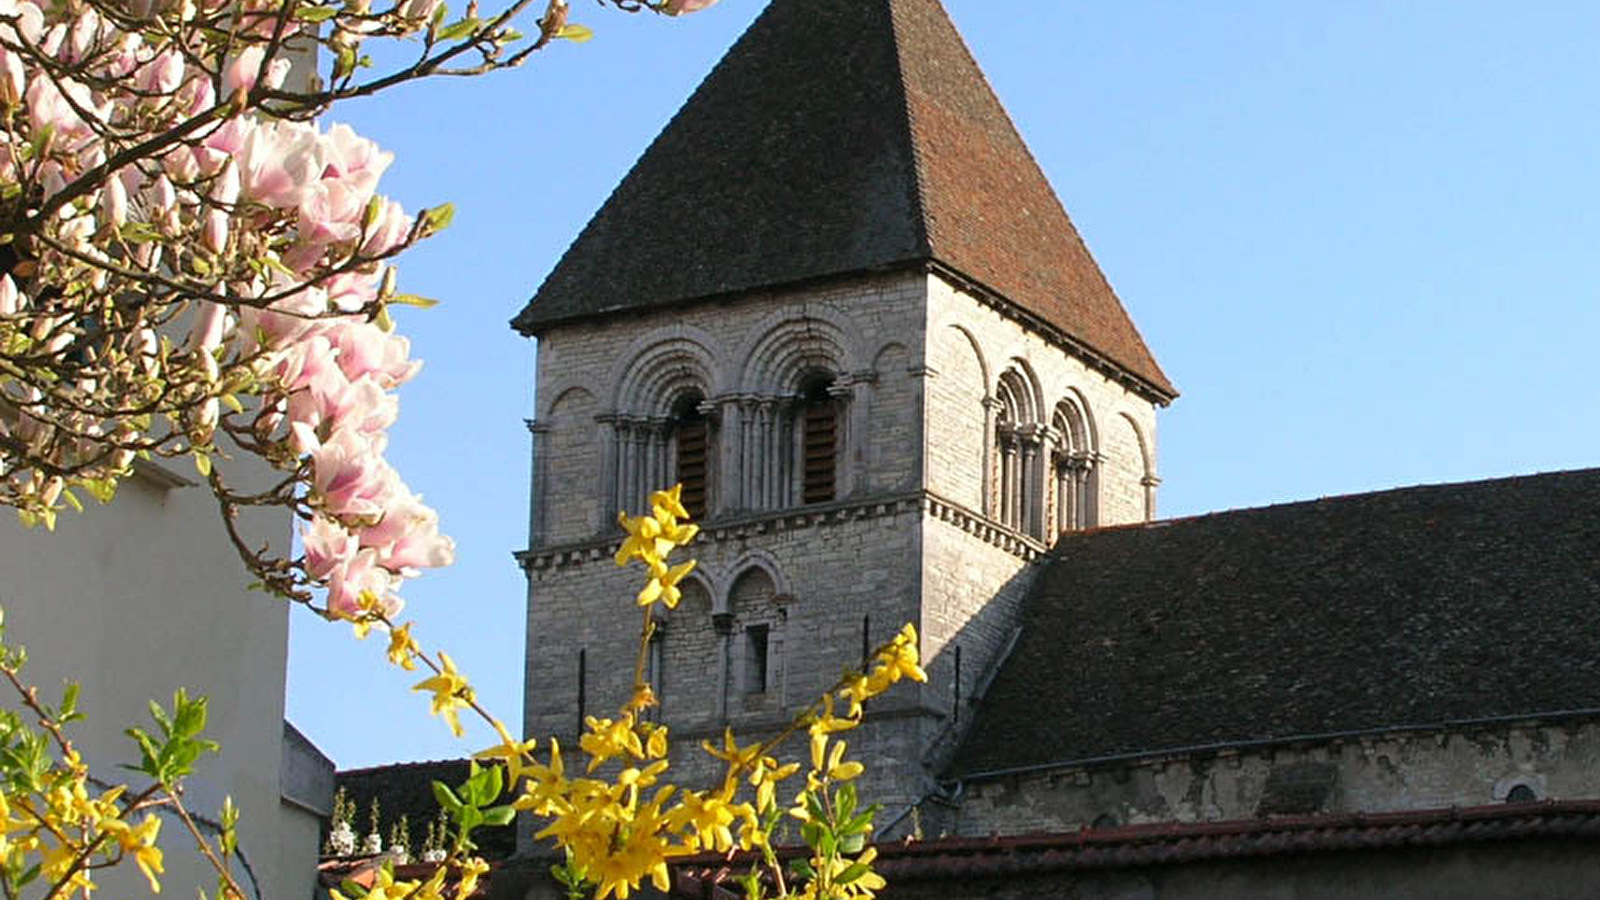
[[512, 0, 1175, 824]]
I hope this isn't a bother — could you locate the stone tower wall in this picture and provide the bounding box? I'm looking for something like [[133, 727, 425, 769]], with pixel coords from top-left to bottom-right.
[[521, 269, 1163, 822], [523, 271, 937, 811], [915, 275, 1161, 759]]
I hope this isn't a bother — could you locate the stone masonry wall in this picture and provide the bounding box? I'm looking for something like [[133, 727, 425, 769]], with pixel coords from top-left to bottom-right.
[[950, 719, 1600, 837], [529, 271, 929, 547], [522, 497, 929, 812], [923, 275, 1159, 529]]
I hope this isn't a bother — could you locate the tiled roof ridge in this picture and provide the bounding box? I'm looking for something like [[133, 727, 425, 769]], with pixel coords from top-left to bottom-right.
[[1061, 464, 1600, 541], [881, 0, 932, 261], [513, 0, 1175, 397], [668, 800, 1600, 891], [335, 756, 472, 777]]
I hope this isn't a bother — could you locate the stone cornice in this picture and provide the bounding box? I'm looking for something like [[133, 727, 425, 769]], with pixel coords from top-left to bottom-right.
[[515, 490, 1048, 572]]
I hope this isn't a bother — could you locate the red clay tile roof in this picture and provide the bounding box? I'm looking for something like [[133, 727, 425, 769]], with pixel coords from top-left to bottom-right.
[[669, 801, 1600, 895], [512, 0, 1174, 400], [950, 467, 1600, 776]]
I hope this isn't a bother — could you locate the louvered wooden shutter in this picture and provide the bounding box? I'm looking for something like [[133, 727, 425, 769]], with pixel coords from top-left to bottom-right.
[[802, 402, 837, 504], [676, 419, 709, 519]]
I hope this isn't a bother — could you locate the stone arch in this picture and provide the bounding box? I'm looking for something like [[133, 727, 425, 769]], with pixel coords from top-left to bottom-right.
[[609, 329, 722, 416], [1103, 412, 1155, 524], [542, 386, 600, 540], [927, 323, 989, 510], [993, 360, 1046, 537], [1048, 394, 1096, 535], [726, 549, 792, 605], [727, 565, 785, 708], [995, 357, 1044, 425], [940, 322, 990, 390], [1055, 386, 1100, 452], [656, 572, 718, 726], [867, 342, 913, 492], [733, 307, 861, 395]]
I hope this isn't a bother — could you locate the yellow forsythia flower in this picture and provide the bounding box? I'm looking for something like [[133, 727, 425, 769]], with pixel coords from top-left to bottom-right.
[[412, 652, 473, 737]]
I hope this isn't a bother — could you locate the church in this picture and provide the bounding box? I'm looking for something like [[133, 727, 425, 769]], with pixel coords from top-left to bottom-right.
[[502, 0, 1600, 894]]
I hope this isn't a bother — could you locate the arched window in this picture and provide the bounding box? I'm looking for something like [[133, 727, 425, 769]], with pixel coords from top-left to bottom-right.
[[798, 374, 838, 505], [994, 368, 1042, 537], [669, 393, 711, 520], [1506, 784, 1537, 803], [1050, 399, 1095, 537]]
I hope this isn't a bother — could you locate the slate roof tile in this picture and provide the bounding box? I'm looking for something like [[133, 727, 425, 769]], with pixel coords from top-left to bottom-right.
[[951, 468, 1600, 776]]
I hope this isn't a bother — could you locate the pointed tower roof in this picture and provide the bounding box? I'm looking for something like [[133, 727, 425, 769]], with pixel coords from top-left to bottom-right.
[[513, 0, 1175, 399]]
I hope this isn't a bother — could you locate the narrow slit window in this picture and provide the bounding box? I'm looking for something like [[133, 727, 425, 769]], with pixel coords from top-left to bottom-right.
[[672, 395, 710, 519], [744, 624, 769, 695], [800, 377, 837, 505]]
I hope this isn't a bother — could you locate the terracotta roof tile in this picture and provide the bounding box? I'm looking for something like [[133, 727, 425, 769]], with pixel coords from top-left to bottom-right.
[[669, 801, 1600, 893], [512, 0, 1173, 399]]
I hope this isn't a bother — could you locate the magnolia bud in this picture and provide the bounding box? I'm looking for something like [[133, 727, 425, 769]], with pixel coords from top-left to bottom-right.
[[39, 476, 62, 507], [204, 207, 228, 253], [0, 274, 20, 316], [101, 173, 127, 228], [191, 300, 227, 352], [210, 159, 240, 206], [0, 49, 24, 106]]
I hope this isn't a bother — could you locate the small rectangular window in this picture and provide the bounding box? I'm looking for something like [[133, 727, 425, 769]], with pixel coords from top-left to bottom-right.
[[744, 625, 769, 695]]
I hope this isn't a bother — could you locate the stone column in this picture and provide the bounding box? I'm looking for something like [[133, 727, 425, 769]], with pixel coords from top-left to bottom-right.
[[596, 414, 619, 521], [699, 398, 722, 516], [620, 419, 639, 512], [847, 370, 877, 495], [758, 399, 778, 509], [827, 377, 857, 498], [1142, 474, 1162, 522], [740, 397, 760, 509], [715, 397, 743, 514], [526, 419, 551, 547], [981, 397, 1001, 519]]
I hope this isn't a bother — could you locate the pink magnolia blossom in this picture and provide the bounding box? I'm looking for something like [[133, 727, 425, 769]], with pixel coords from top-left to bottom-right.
[[333, 322, 421, 387], [325, 548, 401, 617], [359, 487, 454, 573], [302, 514, 358, 580], [310, 426, 397, 519]]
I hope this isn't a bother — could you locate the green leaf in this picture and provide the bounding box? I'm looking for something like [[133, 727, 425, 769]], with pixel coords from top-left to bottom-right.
[[221, 394, 244, 414], [431, 780, 463, 815], [555, 23, 593, 42], [59, 489, 82, 513], [295, 4, 339, 21], [435, 16, 480, 40], [193, 451, 211, 478], [836, 782, 857, 821], [482, 805, 514, 827], [835, 862, 869, 885], [390, 294, 440, 309]]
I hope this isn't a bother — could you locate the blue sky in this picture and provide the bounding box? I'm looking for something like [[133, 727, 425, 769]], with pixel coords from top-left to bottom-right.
[[286, 1, 1600, 768]]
